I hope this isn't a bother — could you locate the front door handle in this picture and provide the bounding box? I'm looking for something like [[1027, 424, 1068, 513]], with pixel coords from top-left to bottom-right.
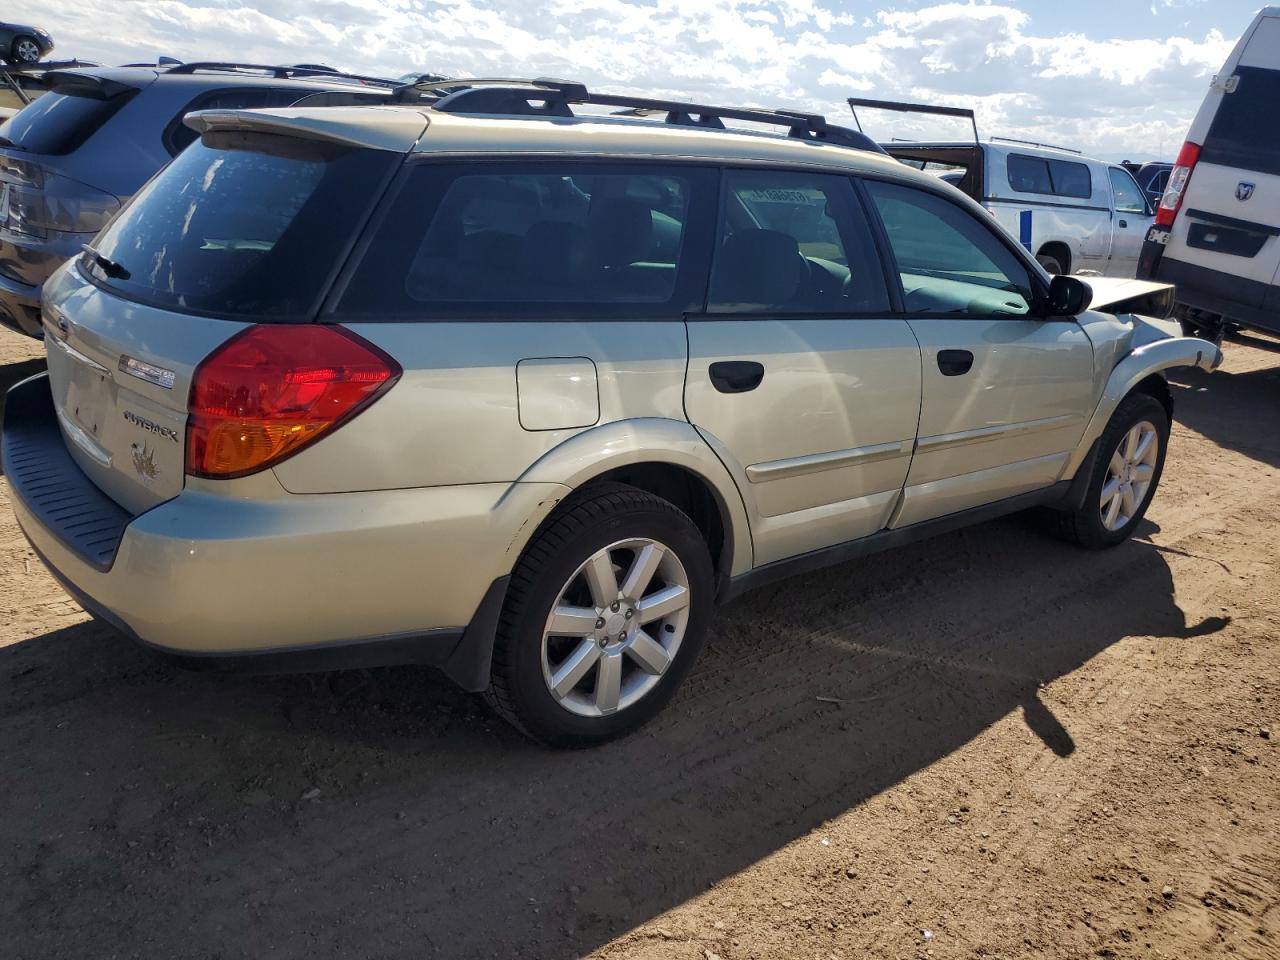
[[937, 349, 974, 376], [1118, 218, 1129, 228], [709, 360, 765, 393]]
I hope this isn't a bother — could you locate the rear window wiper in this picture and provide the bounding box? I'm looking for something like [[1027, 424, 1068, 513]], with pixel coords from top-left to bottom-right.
[[81, 244, 130, 280]]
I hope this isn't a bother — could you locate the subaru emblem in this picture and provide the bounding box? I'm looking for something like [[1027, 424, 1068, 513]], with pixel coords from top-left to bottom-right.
[[1236, 181, 1256, 202]]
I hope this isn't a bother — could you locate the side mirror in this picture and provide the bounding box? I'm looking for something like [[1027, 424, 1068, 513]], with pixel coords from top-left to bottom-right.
[[1045, 274, 1092, 316]]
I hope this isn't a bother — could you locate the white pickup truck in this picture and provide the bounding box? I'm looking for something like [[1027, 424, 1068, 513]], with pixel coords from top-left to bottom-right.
[[851, 99, 1155, 278]]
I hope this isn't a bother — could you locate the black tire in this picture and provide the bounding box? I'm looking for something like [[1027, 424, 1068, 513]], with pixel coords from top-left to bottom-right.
[[1047, 393, 1170, 549], [10, 37, 41, 64], [1036, 253, 1064, 275], [486, 483, 714, 747]]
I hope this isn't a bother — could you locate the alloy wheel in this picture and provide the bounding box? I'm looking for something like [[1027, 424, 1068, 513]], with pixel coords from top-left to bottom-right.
[[1100, 420, 1159, 531], [15, 39, 40, 63], [540, 537, 691, 718]]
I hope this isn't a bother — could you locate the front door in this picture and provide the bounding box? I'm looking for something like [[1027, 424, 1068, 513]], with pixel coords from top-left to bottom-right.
[[684, 169, 922, 567], [1107, 166, 1152, 277], [862, 179, 1096, 528]]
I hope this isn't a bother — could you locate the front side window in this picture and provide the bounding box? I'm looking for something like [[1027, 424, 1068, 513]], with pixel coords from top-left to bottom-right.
[[1109, 167, 1148, 214], [334, 162, 713, 319], [707, 169, 889, 313], [864, 180, 1035, 317], [85, 132, 397, 320]]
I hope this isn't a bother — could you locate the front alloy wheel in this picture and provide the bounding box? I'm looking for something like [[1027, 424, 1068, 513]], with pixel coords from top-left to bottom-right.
[[12, 38, 40, 63], [1099, 421, 1159, 532]]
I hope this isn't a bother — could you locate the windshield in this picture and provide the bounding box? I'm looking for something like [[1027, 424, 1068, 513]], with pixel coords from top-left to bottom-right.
[[84, 132, 398, 320]]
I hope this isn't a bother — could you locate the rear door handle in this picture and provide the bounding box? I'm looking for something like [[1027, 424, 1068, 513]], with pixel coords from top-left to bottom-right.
[[937, 349, 974, 376], [1118, 219, 1129, 228], [709, 360, 765, 393]]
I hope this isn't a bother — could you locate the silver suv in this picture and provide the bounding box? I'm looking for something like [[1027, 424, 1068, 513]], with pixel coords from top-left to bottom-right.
[[3, 79, 1221, 746]]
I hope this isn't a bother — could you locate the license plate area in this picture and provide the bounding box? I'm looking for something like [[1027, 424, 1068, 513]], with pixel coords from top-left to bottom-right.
[[50, 335, 115, 457]]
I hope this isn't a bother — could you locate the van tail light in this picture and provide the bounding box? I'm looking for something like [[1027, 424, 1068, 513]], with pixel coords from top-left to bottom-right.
[[1154, 141, 1201, 228], [186, 324, 401, 479]]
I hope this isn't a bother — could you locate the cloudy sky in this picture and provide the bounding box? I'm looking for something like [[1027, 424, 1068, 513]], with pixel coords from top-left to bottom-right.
[[20, 0, 1265, 159]]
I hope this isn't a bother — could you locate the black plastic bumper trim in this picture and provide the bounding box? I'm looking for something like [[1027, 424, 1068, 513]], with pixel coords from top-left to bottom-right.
[[2, 373, 133, 570]]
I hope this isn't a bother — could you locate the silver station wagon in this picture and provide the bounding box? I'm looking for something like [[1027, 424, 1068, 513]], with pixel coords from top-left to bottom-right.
[[3, 79, 1221, 745]]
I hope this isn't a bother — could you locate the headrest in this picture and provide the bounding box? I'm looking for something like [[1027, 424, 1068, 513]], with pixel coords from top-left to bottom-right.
[[519, 220, 588, 286], [588, 198, 653, 267], [710, 228, 806, 308]]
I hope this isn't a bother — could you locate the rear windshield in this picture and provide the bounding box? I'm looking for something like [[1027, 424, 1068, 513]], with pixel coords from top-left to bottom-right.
[[1201, 66, 1280, 177], [0, 90, 135, 156], [83, 132, 398, 320]]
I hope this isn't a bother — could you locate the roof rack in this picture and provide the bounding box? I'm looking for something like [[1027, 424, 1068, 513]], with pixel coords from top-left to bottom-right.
[[848, 97, 979, 144], [989, 135, 1082, 155], [392, 77, 884, 153], [164, 61, 400, 88]]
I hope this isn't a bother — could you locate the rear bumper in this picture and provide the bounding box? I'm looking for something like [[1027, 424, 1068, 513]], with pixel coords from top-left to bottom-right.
[[0, 268, 42, 338], [3, 374, 567, 689], [1147, 250, 1280, 336]]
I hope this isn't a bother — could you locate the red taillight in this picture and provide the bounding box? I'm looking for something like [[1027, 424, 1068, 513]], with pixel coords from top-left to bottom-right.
[[1154, 140, 1201, 228], [186, 324, 401, 479]]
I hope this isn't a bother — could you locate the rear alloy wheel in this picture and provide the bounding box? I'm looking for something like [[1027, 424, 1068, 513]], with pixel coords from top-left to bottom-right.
[[1046, 393, 1169, 549], [487, 484, 713, 746], [11, 37, 41, 64]]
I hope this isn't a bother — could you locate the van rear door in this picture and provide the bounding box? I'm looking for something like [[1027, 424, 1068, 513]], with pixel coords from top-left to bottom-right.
[[1165, 12, 1280, 310]]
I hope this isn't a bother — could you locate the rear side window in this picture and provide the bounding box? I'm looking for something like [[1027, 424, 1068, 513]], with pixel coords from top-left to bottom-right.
[[1108, 167, 1148, 214], [334, 162, 716, 319], [163, 87, 318, 155], [83, 132, 398, 320], [708, 169, 889, 313], [1006, 154, 1092, 199], [0, 90, 136, 156], [1201, 66, 1280, 177]]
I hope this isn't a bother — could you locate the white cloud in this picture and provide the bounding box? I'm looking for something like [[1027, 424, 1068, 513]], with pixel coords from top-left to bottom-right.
[[17, 0, 1239, 159]]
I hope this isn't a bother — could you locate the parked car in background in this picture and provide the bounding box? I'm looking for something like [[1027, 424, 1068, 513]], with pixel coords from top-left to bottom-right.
[[1123, 161, 1173, 209], [3, 78, 1218, 745], [0, 21, 53, 65], [1140, 6, 1280, 343], [852, 99, 1155, 277], [0, 62, 396, 338]]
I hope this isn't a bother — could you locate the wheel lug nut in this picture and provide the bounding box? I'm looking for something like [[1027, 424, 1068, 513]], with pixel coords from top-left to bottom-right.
[[595, 618, 606, 629], [624, 609, 633, 619], [598, 637, 608, 648], [611, 601, 620, 612]]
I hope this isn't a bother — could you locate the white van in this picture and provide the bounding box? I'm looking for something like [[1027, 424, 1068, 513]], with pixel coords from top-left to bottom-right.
[[1139, 7, 1280, 341], [852, 99, 1155, 278]]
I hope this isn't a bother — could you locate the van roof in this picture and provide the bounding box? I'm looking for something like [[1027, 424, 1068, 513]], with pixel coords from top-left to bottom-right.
[[889, 140, 1103, 162]]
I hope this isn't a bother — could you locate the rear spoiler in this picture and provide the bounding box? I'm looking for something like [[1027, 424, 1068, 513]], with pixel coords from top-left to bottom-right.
[[184, 107, 428, 153], [44, 71, 139, 101]]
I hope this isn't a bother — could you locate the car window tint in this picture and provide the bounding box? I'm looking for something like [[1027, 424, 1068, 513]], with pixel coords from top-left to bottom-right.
[[165, 88, 310, 155], [707, 170, 889, 314], [1048, 159, 1092, 199], [1201, 66, 1280, 177], [0, 89, 136, 156], [84, 133, 397, 320], [1007, 154, 1053, 194], [334, 162, 715, 319], [1109, 167, 1148, 214], [865, 180, 1034, 318]]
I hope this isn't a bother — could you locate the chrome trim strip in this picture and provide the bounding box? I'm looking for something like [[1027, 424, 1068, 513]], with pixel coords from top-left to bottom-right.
[[48, 333, 111, 377], [746, 439, 911, 483], [916, 413, 1083, 452]]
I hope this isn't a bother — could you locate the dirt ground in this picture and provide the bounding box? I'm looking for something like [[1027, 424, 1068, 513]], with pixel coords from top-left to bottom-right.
[[0, 330, 1277, 960]]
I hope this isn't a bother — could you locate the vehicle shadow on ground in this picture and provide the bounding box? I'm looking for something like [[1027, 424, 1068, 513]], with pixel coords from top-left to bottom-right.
[[0, 355, 45, 447], [0, 514, 1226, 959], [1168, 353, 1280, 469]]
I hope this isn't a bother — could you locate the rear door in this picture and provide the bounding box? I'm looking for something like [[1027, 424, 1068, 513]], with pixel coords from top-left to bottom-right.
[[862, 178, 1095, 527], [683, 168, 922, 567], [1106, 165, 1152, 277], [1168, 13, 1280, 306]]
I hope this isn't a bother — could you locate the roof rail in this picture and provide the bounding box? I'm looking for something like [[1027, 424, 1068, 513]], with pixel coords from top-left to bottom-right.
[[989, 135, 1082, 155], [394, 77, 885, 154], [164, 61, 400, 88], [848, 97, 979, 144]]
